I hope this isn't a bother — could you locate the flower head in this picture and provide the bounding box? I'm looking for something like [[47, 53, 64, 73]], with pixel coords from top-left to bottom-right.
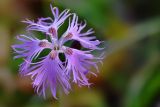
[[12, 4, 104, 99]]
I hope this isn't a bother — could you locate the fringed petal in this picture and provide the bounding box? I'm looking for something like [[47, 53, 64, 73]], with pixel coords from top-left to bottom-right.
[[27, 54, 71, 99], [12, 35, 52, 75], [64, 47, 102, 86], [60, 14, 102, 50], [22, 5, 70, 39]]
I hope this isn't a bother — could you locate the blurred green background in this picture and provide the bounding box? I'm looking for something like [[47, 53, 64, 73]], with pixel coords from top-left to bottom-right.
[[0, 0, 160, 107]]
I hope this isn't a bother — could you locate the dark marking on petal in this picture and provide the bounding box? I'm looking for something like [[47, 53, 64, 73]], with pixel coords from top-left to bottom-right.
[[65, 48, 73, 55], [39, 41, 47, 47], [48, 27, 56, 37], [65, 33, 73, 39]]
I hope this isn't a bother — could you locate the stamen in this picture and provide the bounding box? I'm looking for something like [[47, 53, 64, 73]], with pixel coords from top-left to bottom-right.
[[65, 48, 73, 55], [65, 33, 73, 39], [48, 27, 56, 37], [50, 50, 57, 60], [54, 46, 59, 50]]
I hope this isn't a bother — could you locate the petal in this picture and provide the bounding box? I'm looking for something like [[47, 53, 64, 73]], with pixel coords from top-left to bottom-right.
[[12, 35, 52, 75], [64, 47, 101, 86], [60, 14, 102, 50], [27, 53, 71, 99], [22, 19, 49, 33], [23, 5, 70, 40], [37, 17, 53, 26]]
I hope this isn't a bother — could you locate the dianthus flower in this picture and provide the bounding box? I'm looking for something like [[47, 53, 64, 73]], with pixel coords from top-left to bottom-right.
[[12, 5, 103, 99]]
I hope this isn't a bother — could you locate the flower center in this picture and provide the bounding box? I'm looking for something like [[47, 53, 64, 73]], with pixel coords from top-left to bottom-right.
[[53, 45, 59, 50]]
